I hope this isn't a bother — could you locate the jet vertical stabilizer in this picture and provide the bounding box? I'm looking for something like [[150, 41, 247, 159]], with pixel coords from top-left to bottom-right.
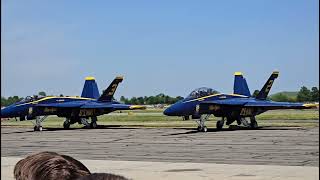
[[256, 71, 279, 100], [81, 76, 100, 99], [233, 72, 251, 96], [98, 76, 124, 102]]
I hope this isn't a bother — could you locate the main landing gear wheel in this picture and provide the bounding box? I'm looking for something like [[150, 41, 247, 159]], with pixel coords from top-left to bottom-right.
[[63, 121, 70, 129], [250, 120, 258, 129], [202, 126, 207, 132], [195, 114, 210, 133], [90, 117, 98, 129], [33, 116, 47, 132], [90, 121, 97, 129], [34, 126, 43, 131], [250, 117, 258, 129], [216, 120, 224, 131], [197, 126, 207, 132]]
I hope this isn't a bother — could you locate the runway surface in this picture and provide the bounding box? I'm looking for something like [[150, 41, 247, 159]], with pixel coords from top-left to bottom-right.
[[1, 126, 319, 167], [2, 157, 318, 180]]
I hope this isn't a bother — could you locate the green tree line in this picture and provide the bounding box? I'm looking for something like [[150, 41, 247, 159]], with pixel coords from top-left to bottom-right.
[[1, 96, 23, 107], [120, 93, 184, 105], [252, 86, 319, 102]]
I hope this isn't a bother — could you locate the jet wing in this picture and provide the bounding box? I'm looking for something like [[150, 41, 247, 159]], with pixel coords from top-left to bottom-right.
[[81, 102, 146, 110], [36, 101, 146, 111], [201, 99, 247, 106], [198, 99, 317, 114], [244, 101, 316, 109]]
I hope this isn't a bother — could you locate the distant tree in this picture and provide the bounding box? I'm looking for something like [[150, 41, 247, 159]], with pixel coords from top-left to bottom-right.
[[176, 96, 184, 100], [130, 97, 138, 105], [173, 96, 184, 104], [154, 94, 164, 104], [137, 97, 144, 105], [120, 96, 130, 104], [164, 95, 170, 104], [297, 86, 312, 102], [310, 87, 319, 102], [117, 94, 184, 105], [120, 96, 127, 103], [1, 96, 7, 106], [59, 94, 64, 97], [1, 96, 23, 106], [38, 91, 46, 96], [252, 90, 260, 97], [143, 96, 148, 104], [270, 93, 289, 102], [146, 96, 156, 104]]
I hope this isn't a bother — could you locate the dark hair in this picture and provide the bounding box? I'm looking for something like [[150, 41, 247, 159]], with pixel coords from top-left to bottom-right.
[[14, 151, 91, 180], [76, 173, 129, 180]]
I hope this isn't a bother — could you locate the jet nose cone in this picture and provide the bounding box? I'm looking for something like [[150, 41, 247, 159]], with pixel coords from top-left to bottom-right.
[[1, 107, 11, 118], [163, 107, 173, 116], [164, 102, 182, 116]]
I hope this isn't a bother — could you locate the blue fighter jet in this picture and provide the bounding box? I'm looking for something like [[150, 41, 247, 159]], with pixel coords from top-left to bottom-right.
[[1, 76, 145, 131], [164, 71, 317, 132]]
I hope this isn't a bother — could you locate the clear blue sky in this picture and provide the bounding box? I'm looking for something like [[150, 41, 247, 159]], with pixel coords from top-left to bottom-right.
[[1, 0, 319, 99]]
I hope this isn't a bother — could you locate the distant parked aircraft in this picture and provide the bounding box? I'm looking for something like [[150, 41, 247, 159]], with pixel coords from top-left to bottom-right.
[[1, 76, 145, 131], [164, 71, 317, 132]]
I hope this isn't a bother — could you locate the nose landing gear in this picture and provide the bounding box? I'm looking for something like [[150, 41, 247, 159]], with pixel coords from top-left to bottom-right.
[[216, 118, 225, 131], [90, 117, 98, 129], [34, 125, 43, 131], [195, 114, 210, 132], [250, 116, 258, 129], [33, 116, 48, 131], [63, 118, 71, 129]]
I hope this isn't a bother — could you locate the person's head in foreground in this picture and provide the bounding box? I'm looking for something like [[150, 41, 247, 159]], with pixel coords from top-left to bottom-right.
[[14, 151, 91, 180], [76, 173, 129, 180]]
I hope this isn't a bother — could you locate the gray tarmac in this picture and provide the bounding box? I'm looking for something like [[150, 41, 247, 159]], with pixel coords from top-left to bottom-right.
[[1, 125, 319, 167]]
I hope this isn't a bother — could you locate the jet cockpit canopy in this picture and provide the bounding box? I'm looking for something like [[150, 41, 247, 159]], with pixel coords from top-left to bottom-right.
[[186, 87, 220, 99], [19, 95, 45, 103]]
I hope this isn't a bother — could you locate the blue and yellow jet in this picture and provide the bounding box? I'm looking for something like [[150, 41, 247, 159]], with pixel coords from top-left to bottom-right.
[[164, 71, 317, 132], [1, 76, 145, 131]]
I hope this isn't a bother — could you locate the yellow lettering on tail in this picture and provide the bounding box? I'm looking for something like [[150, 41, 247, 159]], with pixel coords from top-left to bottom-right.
[[265, 80, 274, 93], [108, 84, 118, 95]]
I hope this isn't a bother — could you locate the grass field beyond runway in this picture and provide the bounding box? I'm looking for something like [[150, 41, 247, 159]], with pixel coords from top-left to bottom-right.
[[1, 109, 318, 128]]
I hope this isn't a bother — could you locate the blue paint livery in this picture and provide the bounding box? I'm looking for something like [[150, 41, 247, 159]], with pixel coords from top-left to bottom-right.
[[233, 72, 251, 96], [1, 76, 145, 131], [81, 77, 100, 99], [164, 72, 317, 131]]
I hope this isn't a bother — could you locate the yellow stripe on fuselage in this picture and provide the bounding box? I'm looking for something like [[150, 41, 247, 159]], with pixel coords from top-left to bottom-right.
[[183, 93, 248, 103], [16, 96, 95, 106]]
